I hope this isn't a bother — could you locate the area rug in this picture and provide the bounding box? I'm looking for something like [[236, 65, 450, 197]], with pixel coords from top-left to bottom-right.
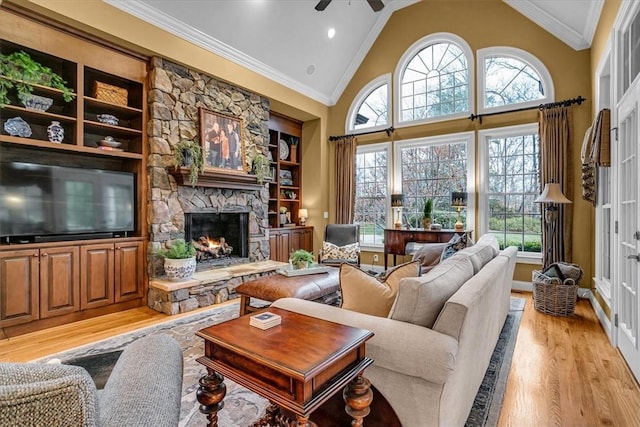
[[40, 297, 525, 427]]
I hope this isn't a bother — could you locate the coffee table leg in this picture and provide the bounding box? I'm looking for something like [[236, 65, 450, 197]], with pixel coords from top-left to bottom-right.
[[343, 374, 373, 427], [196, 368, 226, 427]]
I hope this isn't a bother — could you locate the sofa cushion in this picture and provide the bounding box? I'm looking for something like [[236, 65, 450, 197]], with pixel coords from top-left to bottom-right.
[[457, 234, 500, 274], [320, 241, 359, 262], [389, 255, 474, 327], [340, 261, 421, 317]]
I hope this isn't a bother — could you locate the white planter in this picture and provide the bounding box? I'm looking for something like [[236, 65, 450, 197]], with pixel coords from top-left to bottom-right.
[[164, 257, 197, 282]]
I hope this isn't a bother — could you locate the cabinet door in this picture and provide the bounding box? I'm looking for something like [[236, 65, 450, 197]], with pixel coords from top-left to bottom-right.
[[80, 243, 114, 310], [290, 229, 303, 252], [39, 246, 80, 319], [114, 241, 144, 302], [269, 232, 279, 261], [278, 232, 291, 262], [301, 227, 313, 252], [0, 250, 39, 328]]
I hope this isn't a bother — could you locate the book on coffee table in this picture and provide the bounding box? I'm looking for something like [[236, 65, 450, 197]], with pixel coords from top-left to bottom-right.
[[249, 312, 282, 330]]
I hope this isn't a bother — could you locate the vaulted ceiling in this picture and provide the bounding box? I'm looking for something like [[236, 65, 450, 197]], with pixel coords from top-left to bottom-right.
[[106, 0, 604, 106]]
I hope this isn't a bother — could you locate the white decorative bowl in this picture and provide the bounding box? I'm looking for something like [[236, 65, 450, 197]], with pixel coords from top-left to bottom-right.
[[164, 257, 197, 282], [19, 93, 53, 112], [97, 114, 119, 126]]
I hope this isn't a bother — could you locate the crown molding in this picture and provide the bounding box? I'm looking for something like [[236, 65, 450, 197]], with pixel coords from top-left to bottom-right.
[[504, 0, 602, 51], [105, 0, 332, 105]]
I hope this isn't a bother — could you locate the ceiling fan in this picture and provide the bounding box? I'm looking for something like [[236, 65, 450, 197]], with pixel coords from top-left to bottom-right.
[[315, 0, 385, 12]]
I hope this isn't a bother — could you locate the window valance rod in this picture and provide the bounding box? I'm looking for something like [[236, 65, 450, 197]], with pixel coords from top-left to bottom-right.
[[329, 126, 395, 142], [469, 96, 586, 124]]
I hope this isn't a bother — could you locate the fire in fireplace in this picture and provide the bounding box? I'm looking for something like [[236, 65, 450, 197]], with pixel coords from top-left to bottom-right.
[[184, 212, 249, 266]]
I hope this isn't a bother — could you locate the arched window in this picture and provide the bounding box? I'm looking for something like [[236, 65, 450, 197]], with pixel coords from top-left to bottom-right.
[[477, 47, 554, 113], [395, 33, 473, 126], [346, 74, 390, 133]]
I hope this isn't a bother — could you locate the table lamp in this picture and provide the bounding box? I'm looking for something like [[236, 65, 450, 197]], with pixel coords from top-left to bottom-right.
[[451, 192, 467, 231], [298, 208, 308, 226], [534, 182, 572, 268], [391, 194, 404, 229]]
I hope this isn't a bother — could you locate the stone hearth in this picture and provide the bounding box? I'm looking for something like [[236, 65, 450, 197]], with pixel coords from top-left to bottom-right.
[[148, 260, 287, 315]]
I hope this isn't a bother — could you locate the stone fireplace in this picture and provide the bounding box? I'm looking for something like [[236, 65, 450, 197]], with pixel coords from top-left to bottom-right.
[[145, 57, 285, 315], [185, 211, 249, 268]]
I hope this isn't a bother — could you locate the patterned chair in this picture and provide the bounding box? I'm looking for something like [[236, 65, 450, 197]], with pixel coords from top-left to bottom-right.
[[318, 224, 361, 266], [0, 334, 183, 427]]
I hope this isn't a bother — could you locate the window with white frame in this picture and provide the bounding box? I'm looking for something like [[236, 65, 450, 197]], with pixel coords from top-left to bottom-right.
[[394, 133, 474, 230], [477, 47, 554, 114], [354, 142, 391, 247], [478, 124, 542, 257], [395, 33, 473, 125], [346, 75, 390, 133]]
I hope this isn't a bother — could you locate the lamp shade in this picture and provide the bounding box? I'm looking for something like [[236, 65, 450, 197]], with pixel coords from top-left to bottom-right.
[[391, 194, 404, 207], [451, 192, 467, 207], [298, 208, 308, 219], [534, 183, 572, 204]]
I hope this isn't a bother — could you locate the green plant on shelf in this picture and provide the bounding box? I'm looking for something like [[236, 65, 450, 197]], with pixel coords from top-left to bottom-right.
[[173, 140, 204, 186], [0, 50, 75, 107]]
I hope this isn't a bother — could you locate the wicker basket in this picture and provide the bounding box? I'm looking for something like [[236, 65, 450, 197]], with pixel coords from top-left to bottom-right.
[[532, 270, 578, 316], [93, 81, 128, 106]]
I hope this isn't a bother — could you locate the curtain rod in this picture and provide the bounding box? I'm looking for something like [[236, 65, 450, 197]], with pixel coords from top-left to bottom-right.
[[329, 126, 395, 142], [469, 96, 586, 124]]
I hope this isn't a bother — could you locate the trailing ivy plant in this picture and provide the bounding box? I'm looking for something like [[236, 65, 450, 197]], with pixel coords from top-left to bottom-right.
[[0, 51, 75, 106], [251, 152, 270, 184], [173, 140, 204, 186]]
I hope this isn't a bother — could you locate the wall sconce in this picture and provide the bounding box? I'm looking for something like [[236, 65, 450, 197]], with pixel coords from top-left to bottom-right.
[[534, 182, 572, 268], [391, 194, 404, 229], [298, 208, 308, 226], [451, 191, 467, 231]]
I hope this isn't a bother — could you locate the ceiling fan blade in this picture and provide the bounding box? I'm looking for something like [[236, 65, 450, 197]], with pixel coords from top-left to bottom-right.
[[367, 0, 384, 12], [315, 0, 332, 11]]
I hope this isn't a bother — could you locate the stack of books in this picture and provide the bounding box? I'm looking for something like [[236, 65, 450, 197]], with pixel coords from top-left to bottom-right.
[[249, 312, 282, 330]]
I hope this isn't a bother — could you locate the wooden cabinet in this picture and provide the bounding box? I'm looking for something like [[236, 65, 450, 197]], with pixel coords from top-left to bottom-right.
[[39, 246, 80, 319], [114, 241, 144, 302], [81, 243, 115, 310], [269, 227, 313, 262], [268, 113, 303, 228], [0, 249, 39, 328]]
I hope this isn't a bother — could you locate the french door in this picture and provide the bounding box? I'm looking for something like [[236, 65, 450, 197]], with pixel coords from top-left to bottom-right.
[[615, 89, 640, 381]]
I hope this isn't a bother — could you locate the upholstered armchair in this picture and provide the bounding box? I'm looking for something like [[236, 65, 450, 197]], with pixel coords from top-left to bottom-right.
[[318, 224, 361, 266], [0, 334, 183, 427]]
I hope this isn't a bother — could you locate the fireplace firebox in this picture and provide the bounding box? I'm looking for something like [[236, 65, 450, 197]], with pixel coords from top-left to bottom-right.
[[184, 212, 249, 267]]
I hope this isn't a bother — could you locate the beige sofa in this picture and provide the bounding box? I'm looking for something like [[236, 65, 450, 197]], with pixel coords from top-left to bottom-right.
[[273, 235, 517, 426]]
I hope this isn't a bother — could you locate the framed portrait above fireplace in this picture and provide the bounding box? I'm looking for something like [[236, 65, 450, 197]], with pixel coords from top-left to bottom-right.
[[199, 108, 247, 173]]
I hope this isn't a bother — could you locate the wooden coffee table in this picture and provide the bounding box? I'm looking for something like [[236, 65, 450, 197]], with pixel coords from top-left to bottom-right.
[[195, 307, 375, 427]]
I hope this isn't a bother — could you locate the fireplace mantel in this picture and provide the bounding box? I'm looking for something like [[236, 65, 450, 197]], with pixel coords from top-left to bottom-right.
[[170, 168, 265, 191]]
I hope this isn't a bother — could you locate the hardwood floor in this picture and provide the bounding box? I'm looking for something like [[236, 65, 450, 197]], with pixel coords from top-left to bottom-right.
[[1, 293, 639, 426]]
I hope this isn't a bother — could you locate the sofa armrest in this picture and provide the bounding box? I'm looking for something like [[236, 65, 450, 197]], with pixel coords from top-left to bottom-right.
[[0, 362, 98, 427], [99, 334, 183, 427], [272, 298, 458, 385]]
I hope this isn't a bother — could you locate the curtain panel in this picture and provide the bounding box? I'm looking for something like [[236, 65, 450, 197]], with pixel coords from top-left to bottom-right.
[[334, 135, 357, 224], [538, 106, 573, 268]]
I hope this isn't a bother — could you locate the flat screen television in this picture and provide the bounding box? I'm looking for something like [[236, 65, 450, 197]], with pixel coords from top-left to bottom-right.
[[0, 161, 135, 242]]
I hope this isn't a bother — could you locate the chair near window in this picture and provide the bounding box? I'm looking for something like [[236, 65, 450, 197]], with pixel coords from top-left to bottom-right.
[[318, 224, 361, 266]]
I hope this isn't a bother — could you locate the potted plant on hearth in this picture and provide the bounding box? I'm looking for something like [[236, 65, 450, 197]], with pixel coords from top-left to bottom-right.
[[290, 249, 314, 270], [157, 239, 197, 281], [422, 198, 433, 229], [173, 140, 204, 186]]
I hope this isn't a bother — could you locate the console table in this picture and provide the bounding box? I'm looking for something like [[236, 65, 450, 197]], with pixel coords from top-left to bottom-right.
[[383, 228, 471, 269]]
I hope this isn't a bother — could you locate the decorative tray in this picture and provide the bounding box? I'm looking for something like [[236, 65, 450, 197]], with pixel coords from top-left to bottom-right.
[[276, 265, 332, 277]]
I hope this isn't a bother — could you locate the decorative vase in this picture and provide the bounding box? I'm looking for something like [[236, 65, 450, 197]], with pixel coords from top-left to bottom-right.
[[280, 213, 287, 226], [422, 218, 431, 229], [289, 145, 297, 162], [47, 121, 64, 143], [163, 257, 197, 282]]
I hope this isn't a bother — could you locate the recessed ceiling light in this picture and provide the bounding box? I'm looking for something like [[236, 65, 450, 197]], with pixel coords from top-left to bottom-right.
[[328, 28, 336, 39], [307, 65, 316, 75]]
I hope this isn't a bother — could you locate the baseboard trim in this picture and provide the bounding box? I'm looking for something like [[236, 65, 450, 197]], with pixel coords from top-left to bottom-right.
[[589, 291, 614, 344], [511, 280, 532, 292]]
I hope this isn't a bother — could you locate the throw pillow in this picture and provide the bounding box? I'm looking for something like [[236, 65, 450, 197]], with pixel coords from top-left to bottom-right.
[[411, 242, 448, 271], [340, 261, 421, 317], [440, 233, 471, 261], [389, 256, 474, 328], [321, 241, 360, 262]]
